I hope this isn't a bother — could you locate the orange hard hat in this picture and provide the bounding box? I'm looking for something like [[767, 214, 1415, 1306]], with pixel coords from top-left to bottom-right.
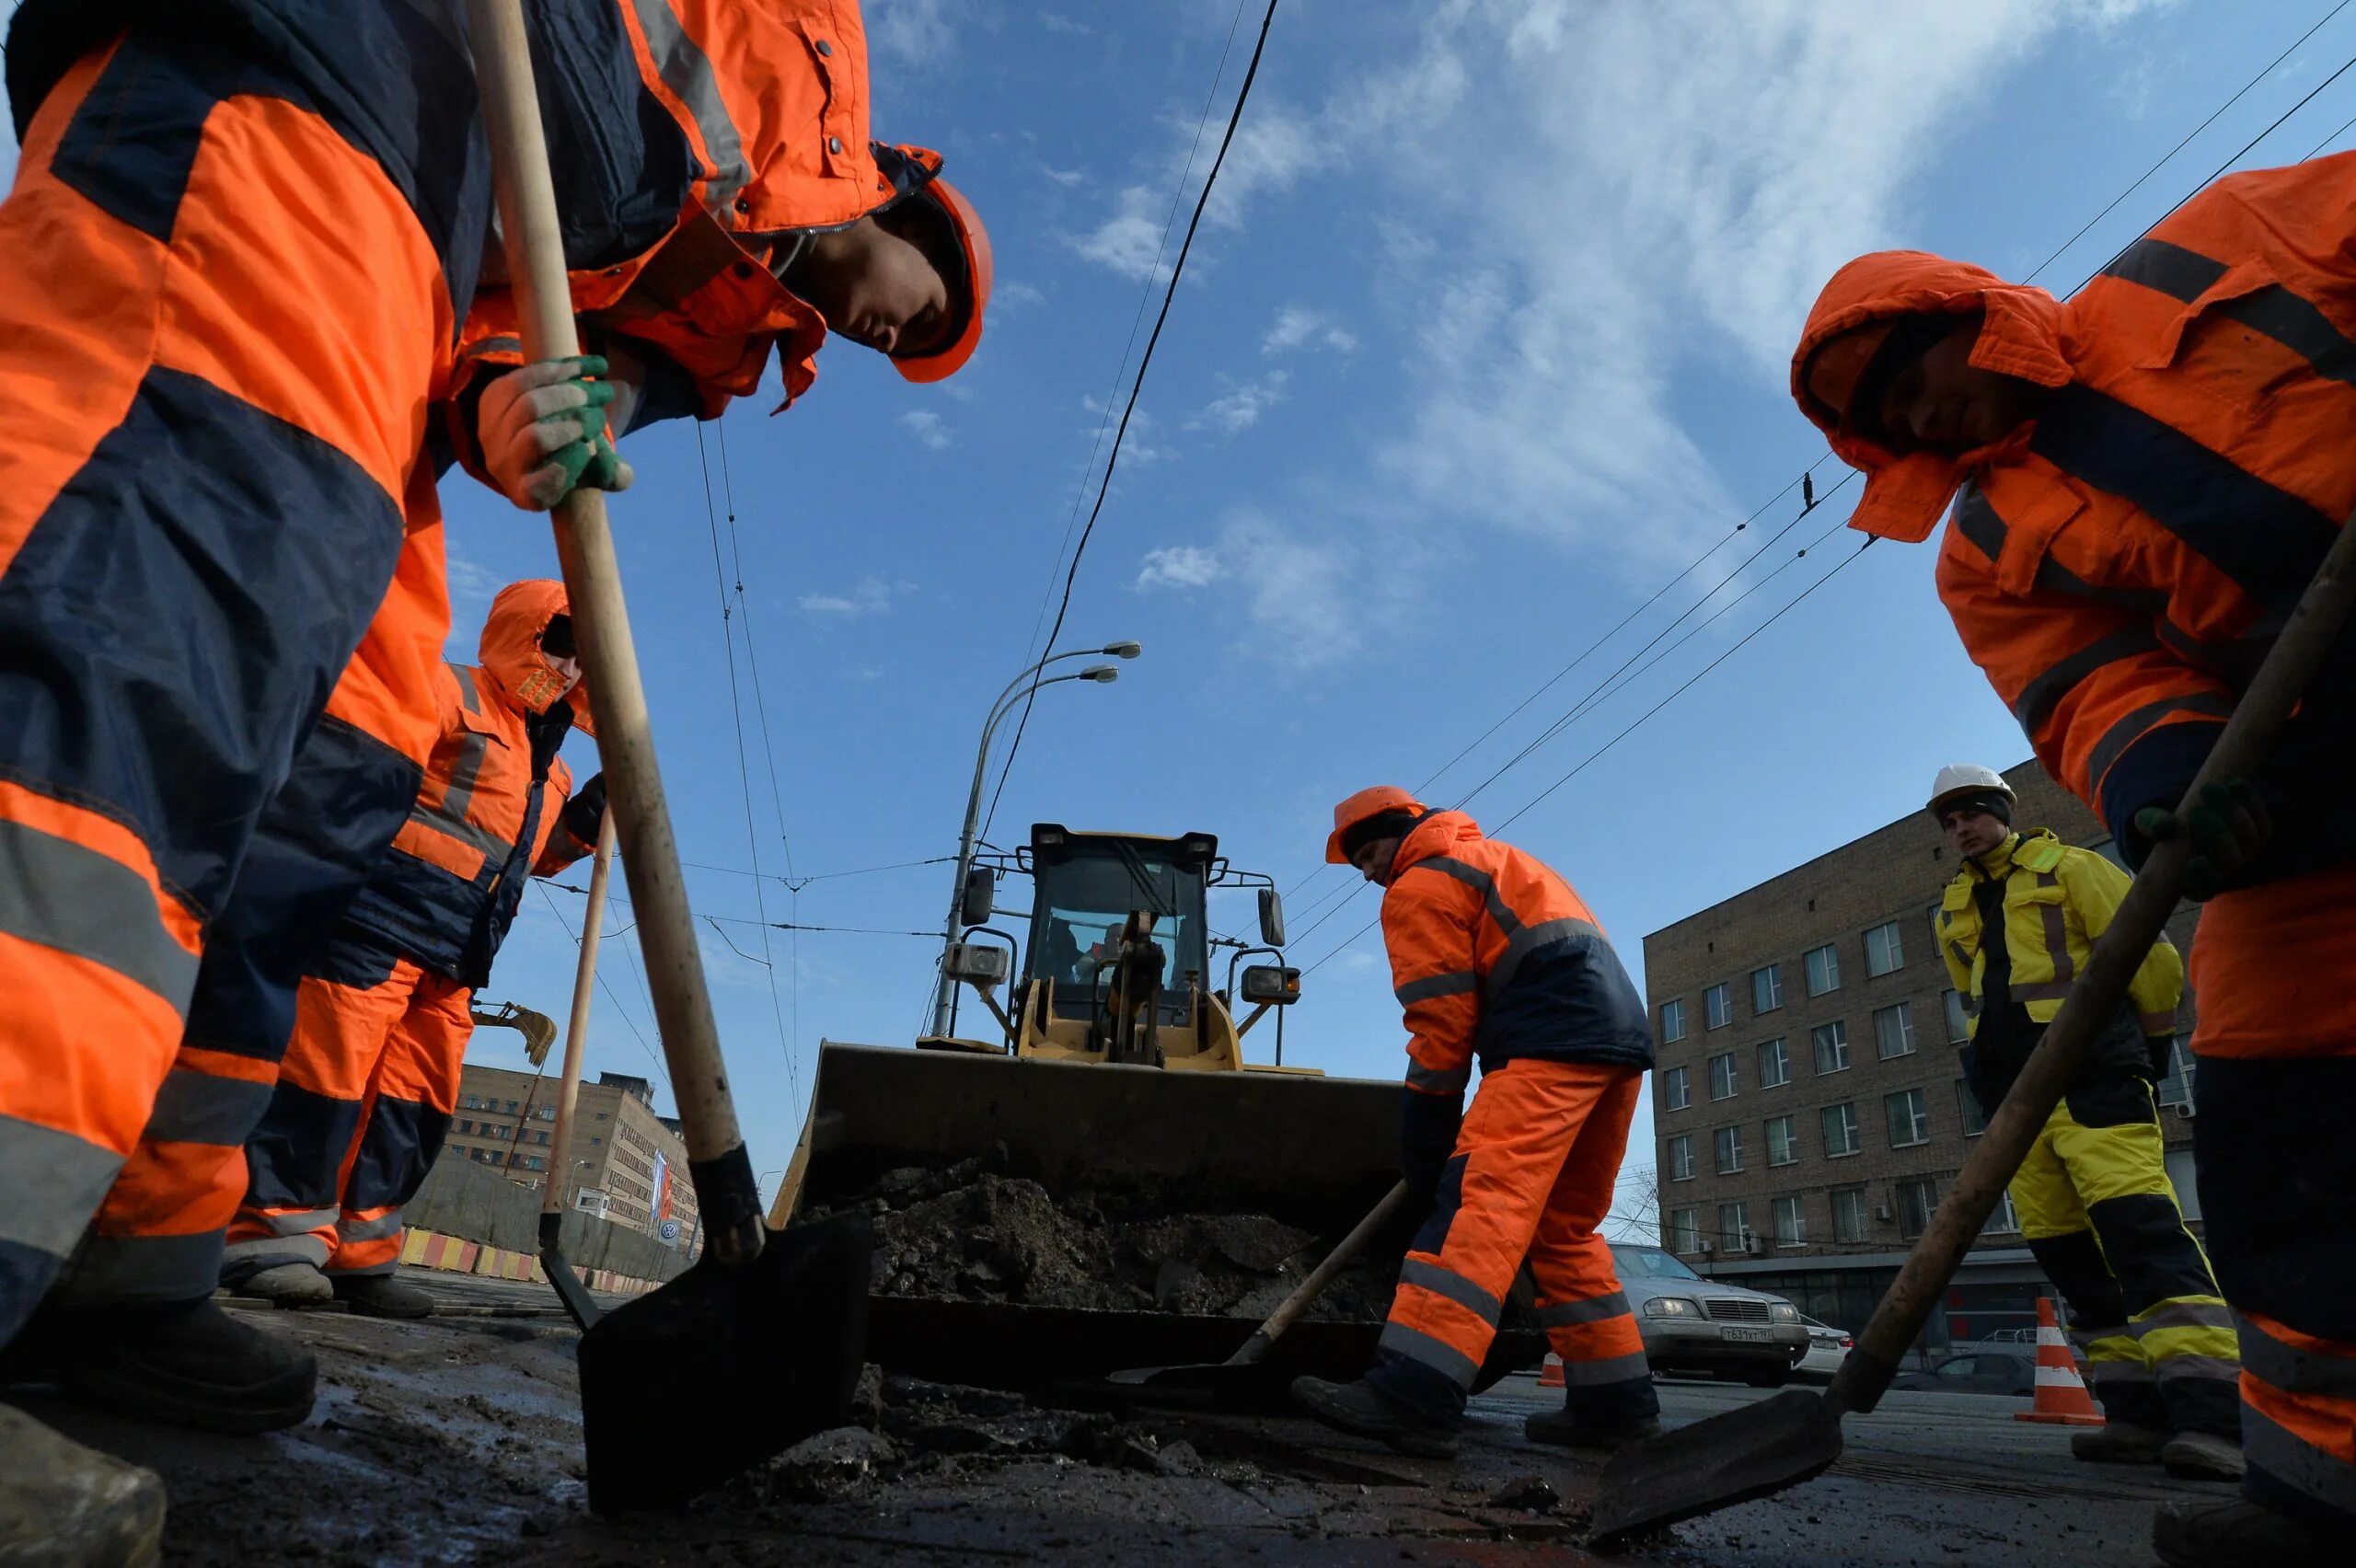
[[892, 174, 991, 384], [1325, 785, 1428, 864]]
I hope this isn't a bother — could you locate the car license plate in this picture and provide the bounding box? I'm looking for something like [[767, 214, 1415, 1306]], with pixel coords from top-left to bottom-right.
[[1721, 1326, 1772, 1343]]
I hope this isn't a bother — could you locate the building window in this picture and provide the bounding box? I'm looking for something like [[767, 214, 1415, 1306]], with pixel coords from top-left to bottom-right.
[[1659, 998, 1686, 1043], [1669, 1208, 1702, 1254], [456, 1119, 472, 1135], [1982, 1190, 2020, 1236], [1757, 1037, 1789, 1089], [1865, 920, 1905, 976], [1765, 1113, 1798, 1166], [1804, 943, 1840, 997], [1874, 1002, 1917, 1059], [1773, 1194, 1806, 1248], [504, 1100, 519, 1113], [1751, 963, 1784, 1014], [1718, 1201, 1750, 1251], [1714, 1125, 1744, 1174], [1821, 1101, 1862, 1158], [1886, 1089, 1931, 1148], [1709, 1052, 1738, 1101], [1812, 1020, 1850, 1074], [1662, 1066, 1691, 1112], [1943, 988, 1970, 1043], [1831, 1186, 1868, 1243], [525, 1156, 544, 1171], [1704, 983, 1732, 1030], [2155, 1035, 2196, 1108], [1895, 1177, 1938, 1239], [1667, 1135, 1695, 1181], [534, 1131, 550, 1146], [1956, 1080, 1987, 1136]]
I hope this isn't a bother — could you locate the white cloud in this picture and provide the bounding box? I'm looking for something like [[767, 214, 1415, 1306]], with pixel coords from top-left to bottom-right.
[[1072, 186, 1170, 282], [1262, 306, 1357, 356], [1039, 11, 1095, 37], [868, 0, 956, 65], [1135, 545, 1225, 591], [996, 280, 1050, 313], [1040, 164, 1086, 187], [799, 578, 895, 617], [1218, 512, 1362, 667], [1190, 371, 1288, 434], [1068, 102, 1321, 282], [900, 409, 952, 451]]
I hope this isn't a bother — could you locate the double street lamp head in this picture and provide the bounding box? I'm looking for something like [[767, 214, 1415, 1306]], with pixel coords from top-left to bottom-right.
[[1100, 640, 1144, 659], [1082, 664, 1120, 684]]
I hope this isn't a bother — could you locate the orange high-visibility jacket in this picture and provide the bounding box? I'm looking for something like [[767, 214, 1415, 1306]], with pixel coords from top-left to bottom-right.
[[1791, 153, 2356, 859], [344, 580, 595, 985], [1380, 812, 1653, 1102]]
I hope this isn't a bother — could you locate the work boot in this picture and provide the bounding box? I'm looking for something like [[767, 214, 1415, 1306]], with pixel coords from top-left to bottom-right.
[[2, 1298, 315, 1434], [2154, 1499, 2338, 1568], [2159, 1430, 2245, 1481], [2071, 1421, 2166, 1465], [329, 1274, 433, 1320], [230, 1262, 335, 1306], [1290, 1376, 1459, 1458], [1524, 1405, 1664, 1451], [0, 1404, 166, 1568]]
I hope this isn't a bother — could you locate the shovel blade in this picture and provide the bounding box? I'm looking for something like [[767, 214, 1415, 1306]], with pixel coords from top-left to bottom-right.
[[579, 1212, 872, 1513], [1588, 1388, 1843, 1548]]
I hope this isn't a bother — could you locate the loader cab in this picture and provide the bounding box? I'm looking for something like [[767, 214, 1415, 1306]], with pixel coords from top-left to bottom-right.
[[1024, 825, 1213, 1026]]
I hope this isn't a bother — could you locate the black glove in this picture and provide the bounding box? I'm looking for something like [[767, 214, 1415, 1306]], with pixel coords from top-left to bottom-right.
[[2131, 778, 2271, 901], [2145, 1035, 2176, 1082], [560, 772, 607, 848], [1400, 1089, 1464, 1204]]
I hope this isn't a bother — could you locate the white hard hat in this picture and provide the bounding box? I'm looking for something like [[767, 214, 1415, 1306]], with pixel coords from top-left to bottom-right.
[[1926, 763, 2015, 820]]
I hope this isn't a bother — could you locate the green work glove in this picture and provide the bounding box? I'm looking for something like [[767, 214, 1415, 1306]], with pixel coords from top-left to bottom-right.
[[478, 355, 638, 512], [2132, 778, 2272, 901]]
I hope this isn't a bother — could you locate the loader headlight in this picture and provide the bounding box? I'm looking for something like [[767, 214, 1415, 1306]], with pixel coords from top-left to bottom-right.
[[1769, 1302, 1800, 1323], [1643, 1297, 1700, 1319]]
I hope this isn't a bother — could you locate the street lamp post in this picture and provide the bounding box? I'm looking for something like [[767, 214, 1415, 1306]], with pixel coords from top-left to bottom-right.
[[929, 642, 1140, 1038]]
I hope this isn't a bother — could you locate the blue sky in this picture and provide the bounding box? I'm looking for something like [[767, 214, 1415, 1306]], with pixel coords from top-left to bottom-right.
[[12, 0, 2356, 1228]]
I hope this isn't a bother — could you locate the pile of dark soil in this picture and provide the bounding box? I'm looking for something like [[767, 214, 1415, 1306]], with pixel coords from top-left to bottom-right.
[[814, 1150, 1399, 1320]]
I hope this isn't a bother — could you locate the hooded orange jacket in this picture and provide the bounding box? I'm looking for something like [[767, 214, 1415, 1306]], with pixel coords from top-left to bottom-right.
[[1791, 152, 2356, 867]]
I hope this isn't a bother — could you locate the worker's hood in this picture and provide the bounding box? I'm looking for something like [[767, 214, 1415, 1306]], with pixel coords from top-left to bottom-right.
[[1959, 826, 2060, 884], [1390, 809, 1483, 879], [477, 579, 594, 732], [1791, 249, 2074, 544]]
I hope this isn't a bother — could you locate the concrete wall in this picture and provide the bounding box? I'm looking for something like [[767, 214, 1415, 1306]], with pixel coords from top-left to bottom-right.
[[408, 1151, 689, 1283]]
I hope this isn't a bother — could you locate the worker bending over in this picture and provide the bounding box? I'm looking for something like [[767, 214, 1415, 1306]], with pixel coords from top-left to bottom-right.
[[1293, 789, 1657, 1457], [1928, 766, 2239, 1478], [1792, 151, 2356, 1563]]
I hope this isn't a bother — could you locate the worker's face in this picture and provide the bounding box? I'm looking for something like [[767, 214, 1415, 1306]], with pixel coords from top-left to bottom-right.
[[803, 217, 953, 360], [1941, 809, 2009, 859], [1860, 321, 2037, 457], [1349, 836, 1403, 886]]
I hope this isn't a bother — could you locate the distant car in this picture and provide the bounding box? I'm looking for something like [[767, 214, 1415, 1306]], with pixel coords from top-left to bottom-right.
[[1610, 1244, 1809, 1388], [1795, 1314, 1852, 1381], [1889, 1352, 2037, 1398]]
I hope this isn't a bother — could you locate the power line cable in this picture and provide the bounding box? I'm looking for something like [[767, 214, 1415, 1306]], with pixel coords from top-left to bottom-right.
[[980, 0, 1285, 843]]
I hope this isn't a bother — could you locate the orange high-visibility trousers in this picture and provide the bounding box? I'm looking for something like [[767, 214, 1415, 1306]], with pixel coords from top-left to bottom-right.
[[224, 946, 473, 1280], [1370, 1059, 1657, 1421], [2187, 861, 2356, 1529], [0, 26, 484, 1335]]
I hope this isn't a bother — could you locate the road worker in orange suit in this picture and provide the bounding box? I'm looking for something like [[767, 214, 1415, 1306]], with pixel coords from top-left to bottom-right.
[[0, 0, 989, 1538], [217, 582, 599, 1320], [1791, 152, 2356, 1565], [1293, 788, 1659, 1457]]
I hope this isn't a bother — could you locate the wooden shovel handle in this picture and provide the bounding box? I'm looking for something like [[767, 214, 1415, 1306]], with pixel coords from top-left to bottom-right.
[[1230, 1182, 1413, 1367], [541, 813, 615, 1222], [1831, 510, 2356, 1415], [464, 0, 762, 1264]]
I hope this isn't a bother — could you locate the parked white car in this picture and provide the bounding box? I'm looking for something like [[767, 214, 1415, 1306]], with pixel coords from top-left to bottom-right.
[[1610, 1244, 1809, 1387], [1795, 1314, 1852, 1381]]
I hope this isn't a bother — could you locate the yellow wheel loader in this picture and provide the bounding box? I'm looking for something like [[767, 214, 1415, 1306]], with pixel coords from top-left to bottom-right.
[[767, 824, 1542, 1398]]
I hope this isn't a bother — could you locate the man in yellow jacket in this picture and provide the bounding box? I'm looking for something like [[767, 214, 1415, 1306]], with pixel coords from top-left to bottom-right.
[[1931, 766, 2240, 1479]]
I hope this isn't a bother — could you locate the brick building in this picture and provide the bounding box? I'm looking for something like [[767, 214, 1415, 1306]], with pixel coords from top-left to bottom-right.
[[444, 1065, 700, 1249], [1643, 760, 2202, 1348]]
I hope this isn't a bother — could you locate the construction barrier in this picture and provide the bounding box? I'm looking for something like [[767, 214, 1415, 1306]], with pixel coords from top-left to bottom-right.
[[1538, 1353, 1564, 1389], [398, 1228, 661, 1297], [2015, 1296, 2104, 1427]]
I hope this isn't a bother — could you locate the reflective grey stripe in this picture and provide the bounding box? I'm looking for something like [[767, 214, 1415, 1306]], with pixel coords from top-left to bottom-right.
[[451, 662, 482, 715], [2244, 1405, 2356, 1516], [2136, 1300, 2235, 1337], [2013, 980, 2075, 1004], [2100, 236, 2227, 303], [1410, 857, 1522, 936], [141, 1067, 273, 1147], [1397, 1259, 1501, 1324], [2012, 626, 2162, 734], [2150, 1354, 2241, 1386], [1396, 971, 1478, 1006], [0, 817, 199, 1009], [52, 1229, 225, 1304], [1562, 1350, 1652, 1386], [407, 799, 510, 863], [0, 1113, 125, 1260], [2112, 236, 2356, 388], [1405, 1060, 1471, 1095], [233, 1207, 341, 1239], [2086, 692, 2235, 795], [1485, 916, 1604, 1001], [631, 0, 750, 212], [2035, 877, 2073, 985], [1951, 486, 2006, 563], [1376, 1321, 1479, 1388], [1536, 1289, 1630, 1328], [2034, 553, 2171, 616], [220, 1231, 331, 1271], [336, 1211, 407, 1242], [2238, 1313, 2356, 1401], [435, 730, 494, 826]]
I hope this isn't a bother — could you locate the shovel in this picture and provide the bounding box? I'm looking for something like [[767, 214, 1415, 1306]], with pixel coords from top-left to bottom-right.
[[464, 0, 872, 1513], [537, 811, 614, 1332], [1589, 509, 2356, 1549], [1104, 1180, 1412, 1403]]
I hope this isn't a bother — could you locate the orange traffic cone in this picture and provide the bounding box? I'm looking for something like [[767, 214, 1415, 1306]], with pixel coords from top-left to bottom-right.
[[2015, 1296, 2104, 1426], [1538, 1353, 1564, 1389]]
